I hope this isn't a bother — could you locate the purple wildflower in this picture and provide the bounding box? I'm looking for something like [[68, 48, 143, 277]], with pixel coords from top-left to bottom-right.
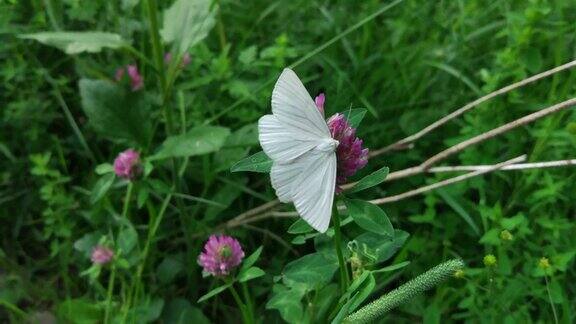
[[164, 52, 191, 68], [114, 65, 144, 91], [91, 245, 114, 265], [198, 235, 245, 276], [113, 149, 141, 180], [314, 94, 369, 186], [126, 65, 143, 91], [327, 113, 369, 185], [315, 93, 326, 116]]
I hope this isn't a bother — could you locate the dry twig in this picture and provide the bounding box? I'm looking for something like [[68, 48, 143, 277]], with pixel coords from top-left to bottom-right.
[[370, 59, 576, 157], [420, 98, 576, 169], [369, 155, 526, 205]]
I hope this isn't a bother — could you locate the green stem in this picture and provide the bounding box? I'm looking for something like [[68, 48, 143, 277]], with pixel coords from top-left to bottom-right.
[[544, 274, 559, 324], [228, 283, 252, 324], [332, 200, 350, 293], [145, 0, 175, 135], [122, 182, 134, 219], [124, 193, 172, 323], [104, 264, 117, 324], [241, 282, 256, 323]]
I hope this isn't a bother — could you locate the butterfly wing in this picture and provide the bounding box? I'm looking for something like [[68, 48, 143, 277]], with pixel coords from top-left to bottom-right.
[[258, 115, 319, 162], [271, 150, 336, 232], [261, 67, 337, 233], [271, 68, 331, 140]]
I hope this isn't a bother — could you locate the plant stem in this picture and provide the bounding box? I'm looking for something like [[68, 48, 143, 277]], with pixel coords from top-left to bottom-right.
[[124, 193, 172, 322], [332, 199, 350, 293], [241, 282, 256, 323], [228, 283, 252, 324], [145, 0, 175, 135], [544, 274, 559, 324], [121, 182, 134, 218], [104, 265, 116, 324]]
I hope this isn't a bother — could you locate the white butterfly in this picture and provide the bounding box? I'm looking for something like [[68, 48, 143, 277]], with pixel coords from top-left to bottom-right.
[[258, 68, 338, 233]]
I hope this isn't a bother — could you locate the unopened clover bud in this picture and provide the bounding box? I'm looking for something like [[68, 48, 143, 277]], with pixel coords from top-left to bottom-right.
[[483, 254, 497, 267], [500, 230, 513, 241]]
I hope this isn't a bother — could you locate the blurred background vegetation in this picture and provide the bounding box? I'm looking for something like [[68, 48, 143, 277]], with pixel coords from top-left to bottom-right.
[[1, 0, 575, 322]]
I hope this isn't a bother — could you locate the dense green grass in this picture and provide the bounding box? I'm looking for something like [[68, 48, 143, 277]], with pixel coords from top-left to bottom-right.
[[1, 0, 575, 322]]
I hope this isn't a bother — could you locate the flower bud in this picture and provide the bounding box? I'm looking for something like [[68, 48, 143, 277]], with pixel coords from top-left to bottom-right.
[[483, 254, 497, 267], [500, 230, 513, 241]]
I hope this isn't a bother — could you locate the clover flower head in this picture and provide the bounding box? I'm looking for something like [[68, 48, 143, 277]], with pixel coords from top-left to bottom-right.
[[91, 245, 114, 265], [126, 65, 144, 91], [113, 149, 141, 180], [326, 112, 369, 186], [198, 235, 245, 276]]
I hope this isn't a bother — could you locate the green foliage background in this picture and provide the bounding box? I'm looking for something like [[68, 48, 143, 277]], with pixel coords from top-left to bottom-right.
[[1, 0, 575, 322]]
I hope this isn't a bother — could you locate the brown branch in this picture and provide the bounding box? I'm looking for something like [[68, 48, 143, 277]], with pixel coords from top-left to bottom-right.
[[420, 98, 576, 169], [369, 155, 526, 205], [370, 59, 576, 157], [224, 95, 574, 229], [425, 159, 576, 173], [229, 155, 529, 226]]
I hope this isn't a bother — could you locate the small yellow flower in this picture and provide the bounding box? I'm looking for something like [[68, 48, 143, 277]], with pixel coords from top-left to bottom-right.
[[454, 269, 465, 279], [500, 230, 513, 241], [538, 257, 550, 270], [483, 254, 497, 267]]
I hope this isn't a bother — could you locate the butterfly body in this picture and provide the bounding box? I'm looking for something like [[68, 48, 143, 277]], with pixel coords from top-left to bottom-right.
[[258, 68, 338, 233]]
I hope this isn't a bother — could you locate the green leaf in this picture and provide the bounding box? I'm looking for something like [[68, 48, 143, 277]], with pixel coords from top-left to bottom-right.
[[341, 108, 367, 128], [118, 225, 138, 254], [214, 124, 258, 172], [95, 163, 114, 175], [287, 219, 314, 234], [241, 246, 263, 271], [204, 176, 246, 221], [345, 199, 394, 237], [90, 173, 115, 204], [354, 230, 409, 264], [333, 271, 376, 321], [266, 284, 306, 323], [283, 252, 338, 288], [151, 126, 230, 160], [131, 298, 164, 323], [372, 261, 411, 273], [56, 299, 102, 323], [479, 228, 500, 246], [157, 255, 185, 284], [160, 0, 217, 54], [197, 284, 231, 303], [20, 32, 128, 54], [73, 232, 101, 258], [348, 166, 389, 193], [137, 185, 149, 209], [437, 188, 480, 236], [230, 151, 272, 173], [238, 266, 265, 283], [79, 79, 151, 146], [162, 299, 210, 324]]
